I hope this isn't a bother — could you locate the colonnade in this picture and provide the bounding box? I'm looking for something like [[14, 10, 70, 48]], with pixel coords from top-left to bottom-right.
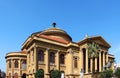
[[83, 48, 108, 73], [44, 48, 61, 78], [6, 58, 27, 78]]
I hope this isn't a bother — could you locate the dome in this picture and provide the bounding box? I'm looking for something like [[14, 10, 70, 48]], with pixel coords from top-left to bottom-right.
[[32, 23, 72, 43], [40, 27, 72, 42]]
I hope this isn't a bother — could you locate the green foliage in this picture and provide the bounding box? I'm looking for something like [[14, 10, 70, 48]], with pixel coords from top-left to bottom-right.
[[100, 69, 113, 78], [88, 42, 99, 58], [114, 67, 120, 78], [35, 69, 44, 78], [50, 70, 61, 78]]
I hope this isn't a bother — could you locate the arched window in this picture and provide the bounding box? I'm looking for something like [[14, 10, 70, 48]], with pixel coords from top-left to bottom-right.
[[82, 48, 86, 73], [14, 73, 18, 78], [14, 60, 19, 68], [9, 61, 11, 68], [74, 57, 77, 68], [60, 54, 65, 64], [28, 52, 30, 63], [8, 73, 11, 78], [50, 52, 55, 63], [22, 60, 26, 70], [22, 73, 26, 78], [38, 50, 44, 62], [32, 50, 34, 62], [22, 60, 26, 64]]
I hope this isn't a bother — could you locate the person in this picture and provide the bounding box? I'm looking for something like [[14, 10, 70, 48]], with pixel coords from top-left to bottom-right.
[[0, 69, 1, 78], [61, 72, 64, 78], [80, 69, 84, 78]]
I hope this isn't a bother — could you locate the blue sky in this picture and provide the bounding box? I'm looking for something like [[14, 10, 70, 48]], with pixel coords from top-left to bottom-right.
[[0, 0, 120, 71]]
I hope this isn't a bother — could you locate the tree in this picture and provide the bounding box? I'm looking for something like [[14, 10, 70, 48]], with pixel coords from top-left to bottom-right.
[[1, 71, 6, 78], [114, 67, 120, 78], [35, 69, 44, 78], [88, 42, 99, 77], [50, 70, 61, 78], [88, 42, 99, 58], [100, 69, 113, 78]]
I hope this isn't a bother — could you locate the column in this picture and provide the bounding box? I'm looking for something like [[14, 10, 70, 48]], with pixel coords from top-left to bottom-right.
[[56, 51, 59, 70], [27, 52, 29, 75], [86, 48, 88, 73], [11, 59, 14, 77], [95, 58, 97, 72], [69, 50, 73, 74], [90, 59, 92, 73], [80, 49, 83, 71], [103, 52, 105, 70], [19, 59, 21, 78], [67, 49, 73, 75], [6, 60, 8, 77], [106, 52, 108, 64], [45, 48, 49, 78], [112, 62, 114, 70], [99, 52, 101, 72], [34, 47, 37, 72]]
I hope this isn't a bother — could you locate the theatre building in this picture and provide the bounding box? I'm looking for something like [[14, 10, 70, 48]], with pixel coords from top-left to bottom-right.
[[5, 23, 115, 78]]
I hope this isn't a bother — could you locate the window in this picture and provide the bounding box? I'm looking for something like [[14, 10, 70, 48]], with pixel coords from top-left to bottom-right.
[[14, 60, 19, 68], [82, 48, 86, 73], [32, 50, 34, 62], [60, 54, 65, 64], [50, 52, 55, 63], [14, 73, 18, 78], [22, 73, 26, 78], [74, 58, 77, 68], [38, 50, 44, 62], [22, 60, 26, 70], [9, 61, 11, 68], [8, 73, 11, 78], [28, 52, 30, 63]]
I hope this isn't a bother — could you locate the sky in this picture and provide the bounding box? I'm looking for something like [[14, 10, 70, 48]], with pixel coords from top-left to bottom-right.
[[0, 0, 120, 72]]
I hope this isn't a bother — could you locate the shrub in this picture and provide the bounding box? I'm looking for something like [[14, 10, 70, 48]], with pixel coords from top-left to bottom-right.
[[114, 67, 120, 78], [50, 70, 61, 78], [100, 69, 113, 78], [35, 69, 44, 78]]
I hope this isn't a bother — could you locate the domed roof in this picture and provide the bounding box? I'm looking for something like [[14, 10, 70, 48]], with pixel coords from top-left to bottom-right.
[[40, 27, 68, 36], [40, 25, 72, 42], [34, 23, 72, 43]]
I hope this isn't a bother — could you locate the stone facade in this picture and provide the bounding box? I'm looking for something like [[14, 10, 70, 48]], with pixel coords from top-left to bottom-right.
[[5, 24, 115, 78]]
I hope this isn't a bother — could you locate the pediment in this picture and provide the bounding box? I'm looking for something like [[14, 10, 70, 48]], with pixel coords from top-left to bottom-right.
[[78, 36, 111, 48], [88, 36, 111, 48]]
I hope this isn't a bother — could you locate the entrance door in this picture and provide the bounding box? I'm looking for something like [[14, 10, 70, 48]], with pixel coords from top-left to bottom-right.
[[22, 73, 26, 78], [14, 73, 18, 78]]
